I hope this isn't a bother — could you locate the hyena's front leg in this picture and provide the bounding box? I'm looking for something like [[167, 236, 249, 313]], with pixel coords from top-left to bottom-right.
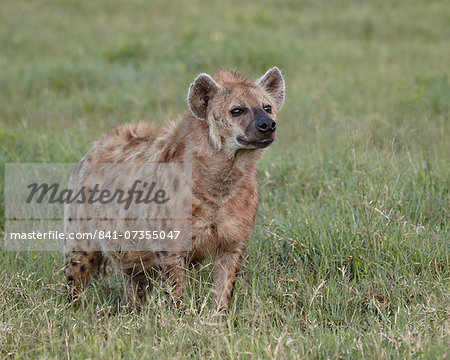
[[213, 246, 244, 313]]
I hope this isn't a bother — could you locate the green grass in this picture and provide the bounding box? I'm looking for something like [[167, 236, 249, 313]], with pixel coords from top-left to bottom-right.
[[0, 0, 449, 358]]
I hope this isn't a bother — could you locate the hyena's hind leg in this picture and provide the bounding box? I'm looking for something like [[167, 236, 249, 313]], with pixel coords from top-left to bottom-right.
[[64, 250, 103, 300], [157, 252, 187, 307], [122, 273, 151, 311]]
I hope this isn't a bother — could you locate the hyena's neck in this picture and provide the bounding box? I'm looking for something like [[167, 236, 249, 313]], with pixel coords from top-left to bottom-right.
[[171, 112, 262, 197]]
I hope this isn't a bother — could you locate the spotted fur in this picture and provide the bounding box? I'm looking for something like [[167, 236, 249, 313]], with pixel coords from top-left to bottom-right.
[[64, 67, 285, 312]]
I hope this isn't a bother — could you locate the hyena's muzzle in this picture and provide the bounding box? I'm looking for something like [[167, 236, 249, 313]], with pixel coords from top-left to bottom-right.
[[237, 108, 276, 148]]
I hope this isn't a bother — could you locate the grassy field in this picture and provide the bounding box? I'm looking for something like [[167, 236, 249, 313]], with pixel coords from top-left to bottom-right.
[[0, 0, 449, 358]]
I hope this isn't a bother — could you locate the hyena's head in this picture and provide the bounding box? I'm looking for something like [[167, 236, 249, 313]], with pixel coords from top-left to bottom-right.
[[188, 68, 285, 153]]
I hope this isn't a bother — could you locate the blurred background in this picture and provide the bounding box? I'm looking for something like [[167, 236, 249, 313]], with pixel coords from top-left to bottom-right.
[[1, 0, 448, 155], [0, 0, 448, 358]]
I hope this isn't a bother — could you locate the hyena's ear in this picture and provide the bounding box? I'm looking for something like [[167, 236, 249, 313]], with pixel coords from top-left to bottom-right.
[[258, 67, 285, 111], [188, 73, 220, 120]]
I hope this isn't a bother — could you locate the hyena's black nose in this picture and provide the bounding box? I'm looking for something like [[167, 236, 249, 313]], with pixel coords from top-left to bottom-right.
[[256, 117, 276, 133]]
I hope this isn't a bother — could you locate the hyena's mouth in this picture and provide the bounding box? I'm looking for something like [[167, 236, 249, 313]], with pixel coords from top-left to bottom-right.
[[237, 137, 274, 148]]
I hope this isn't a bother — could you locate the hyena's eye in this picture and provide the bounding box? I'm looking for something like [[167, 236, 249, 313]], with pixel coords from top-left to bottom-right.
[[230, 108, 244, 117], [263, 105, 272, 114]]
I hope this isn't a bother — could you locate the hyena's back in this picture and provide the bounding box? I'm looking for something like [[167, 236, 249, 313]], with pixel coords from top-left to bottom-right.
[[87, 122, 164, 163]]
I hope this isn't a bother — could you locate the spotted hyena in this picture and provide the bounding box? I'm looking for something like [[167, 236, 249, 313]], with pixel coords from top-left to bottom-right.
[[64, 67, 285, 312]]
